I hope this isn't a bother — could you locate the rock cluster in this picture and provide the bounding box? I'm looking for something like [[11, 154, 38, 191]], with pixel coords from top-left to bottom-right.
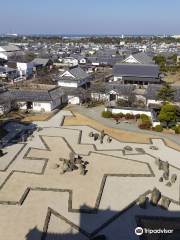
[[89, 130, 112, 144], [53, 152, 88, 176]]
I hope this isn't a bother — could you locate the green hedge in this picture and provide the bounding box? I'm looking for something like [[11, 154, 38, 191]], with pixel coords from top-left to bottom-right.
[[139, 114, 152, 129], [139, 121, 152, 129], [174, 125, 180, 134], [154, 125, 163, 132], [140, 114, 150, 120], [101, 111, 112, 118]]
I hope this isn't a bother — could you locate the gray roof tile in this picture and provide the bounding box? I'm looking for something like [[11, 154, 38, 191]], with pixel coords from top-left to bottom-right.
[[125, 52, 155, 65], [10, 87, 64, 102], [145, 84, 180, 102], [113, 63, 160, 78], [105, 84, 135, 95]]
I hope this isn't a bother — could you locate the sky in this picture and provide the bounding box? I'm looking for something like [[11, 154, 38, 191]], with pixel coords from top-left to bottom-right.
[[1, 0, 180, 35]]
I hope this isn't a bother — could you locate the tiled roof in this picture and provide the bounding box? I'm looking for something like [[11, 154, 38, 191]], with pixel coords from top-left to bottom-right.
[[105, 84, 135, 95], [130, 52, 155, 64], [113, 63, 160, 78], [145, 84, 180, 101], [69, 67, 89, 79], [10, 87, 64, 102], [57, 67, 89, 82], [0, 45, 20, 52], [0, 66, 17, 73], [0, 90, 12, 105], [61, 87, 88, 97], [31, 58, 51, 67]]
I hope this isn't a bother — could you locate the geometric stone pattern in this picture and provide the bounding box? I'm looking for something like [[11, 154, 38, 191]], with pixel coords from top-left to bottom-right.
[[0, 110, 180, 240]]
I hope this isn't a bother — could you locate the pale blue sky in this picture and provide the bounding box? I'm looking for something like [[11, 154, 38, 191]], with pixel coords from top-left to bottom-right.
[[1, 0, 180, 35]]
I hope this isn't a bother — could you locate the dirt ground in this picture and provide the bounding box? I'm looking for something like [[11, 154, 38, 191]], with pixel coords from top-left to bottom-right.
[[22, 112, 55, 122], [0, 111, 55, 123], [164, 72, 180, 84], [63, 112, 180, 151]]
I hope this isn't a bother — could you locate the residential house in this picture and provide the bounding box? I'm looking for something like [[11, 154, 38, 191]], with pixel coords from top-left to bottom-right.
[[87, 57, 100, 66], [145, 85, 163, 109], [122, 52, 155, 65], [0, 58, 7, 66], [61, 87, 88, 105], [71, 55, 87, 65], [10, 85, 67, 112], [146, 84, 180, 108], [0, 66, 18, 82], [90, 84, 135, 102], [56, 67, 91, 88], [105, 84, 136, 102], [16, 61, 34, 78], [81, 64, 97, 73], [0, 44, 22, 60], [97, 49, 117, 58], [31, 58, 53, 70], [62, 57, 78, 67], [87, 50, 123, 67], [89, 85, 107, 101]]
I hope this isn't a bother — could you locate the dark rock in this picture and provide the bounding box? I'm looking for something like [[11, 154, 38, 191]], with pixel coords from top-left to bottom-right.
[[161, 197, 171, 210], [150, 188, 161, 206], [171, 174, 177, 183]]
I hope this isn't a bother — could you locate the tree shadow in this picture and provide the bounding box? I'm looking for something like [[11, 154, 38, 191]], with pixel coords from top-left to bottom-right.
[[0, 121, 37, 149]]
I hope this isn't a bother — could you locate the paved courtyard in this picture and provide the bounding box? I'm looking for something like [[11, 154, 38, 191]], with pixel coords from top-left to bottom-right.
[[0, 110, 180, 239]]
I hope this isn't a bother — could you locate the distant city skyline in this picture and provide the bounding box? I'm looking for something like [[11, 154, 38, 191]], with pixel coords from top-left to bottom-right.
[[1, 0, 180, 35]]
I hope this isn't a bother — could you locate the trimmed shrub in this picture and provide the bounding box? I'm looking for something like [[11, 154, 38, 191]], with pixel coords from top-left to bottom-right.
[[140, 114, 150, 120], [117, 113, 124, 118], [125, 113, 131, 120], [174, 125, 180, 134], [139, 114, 152, 129], [101, 111, 112, 118], [139, 122, 152, 129], [129, 114, 135, 119], [135, 114, 141, 119], [112, 114, 120, 119], [154, 125, 163, 132], [112, 114, 118, 118]]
